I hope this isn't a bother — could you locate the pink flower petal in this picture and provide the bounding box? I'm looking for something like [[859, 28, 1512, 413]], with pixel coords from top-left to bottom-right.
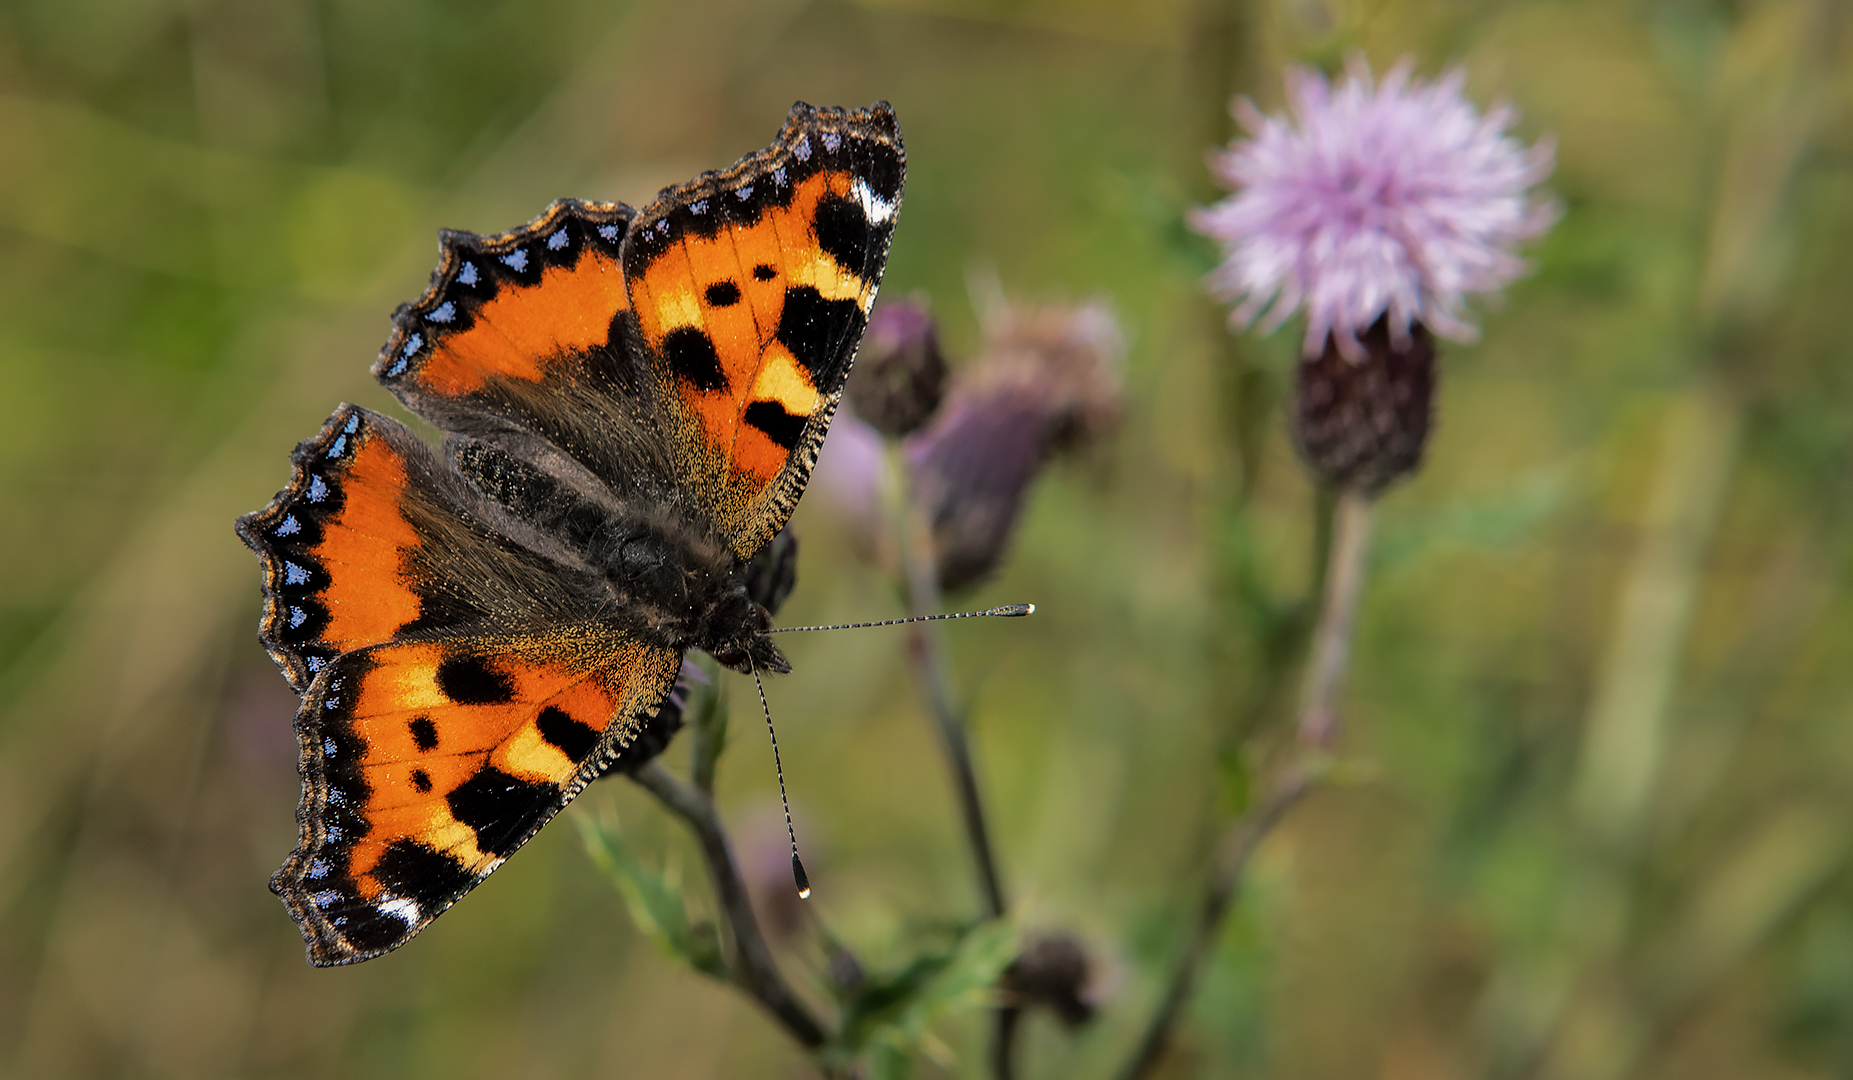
[[1193, 55, 1560, 357]]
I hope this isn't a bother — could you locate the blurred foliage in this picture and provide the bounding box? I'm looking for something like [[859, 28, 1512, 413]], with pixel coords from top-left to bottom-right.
[[577, 810, 725, 981], [831, 920, 1018, 1078], [1, 0, 1852, 1078]]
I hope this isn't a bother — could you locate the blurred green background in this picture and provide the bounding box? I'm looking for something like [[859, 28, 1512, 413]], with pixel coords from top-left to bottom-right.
[[2, 0, 1852, 1076]]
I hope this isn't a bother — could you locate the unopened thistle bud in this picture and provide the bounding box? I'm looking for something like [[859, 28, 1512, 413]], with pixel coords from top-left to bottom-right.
[[1295, 317, 1434, 494], [847, 299, 947, 437]]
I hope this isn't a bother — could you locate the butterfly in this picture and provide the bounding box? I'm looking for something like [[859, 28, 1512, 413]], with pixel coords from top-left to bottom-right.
[[236, 101, 904, 966]]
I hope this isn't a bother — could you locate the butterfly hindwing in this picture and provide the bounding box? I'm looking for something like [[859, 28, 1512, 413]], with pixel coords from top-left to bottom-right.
[[274, 628, 682, 965], [625, 101, 904, 560]]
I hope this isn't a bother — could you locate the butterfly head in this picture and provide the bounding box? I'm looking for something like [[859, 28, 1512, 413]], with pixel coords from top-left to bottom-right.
[[702, 528, 798, 675], [705, 601, 791, 675]]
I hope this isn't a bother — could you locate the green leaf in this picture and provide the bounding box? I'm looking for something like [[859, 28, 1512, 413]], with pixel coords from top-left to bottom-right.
[[687, 659, 728, 792], [868, 1042, 912, 1080], [1219, 748, 1252, 816], [830, 920, 1020, 1070], [575, 811, 724, 978]]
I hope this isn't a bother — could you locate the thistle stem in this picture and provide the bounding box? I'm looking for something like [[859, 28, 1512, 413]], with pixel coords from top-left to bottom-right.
[[1117, 487, 1376, 1080], [1299, 489, 1375, 746], [902, 586, 1009, 920], [630, 762, 828, 1049], [889, 456, 1009, 920], [892, 462, 1013, 1078], [1115, 770, 1311, 1080]]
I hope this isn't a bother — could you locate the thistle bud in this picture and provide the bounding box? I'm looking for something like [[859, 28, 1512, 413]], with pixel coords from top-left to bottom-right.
[[846, 299, 947, 437], [1000, 932, 1097, 1027], [1293, 317, 1435, 494], [908, 392, 1045, 592]]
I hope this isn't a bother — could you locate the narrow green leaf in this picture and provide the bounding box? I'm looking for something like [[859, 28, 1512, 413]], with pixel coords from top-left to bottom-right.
[[688, 660, 728, 791], [835, 920, 1020, 1067], [575, 813, 724, 978]]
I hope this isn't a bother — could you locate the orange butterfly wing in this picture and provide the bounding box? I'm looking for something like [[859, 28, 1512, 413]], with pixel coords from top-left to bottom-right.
[[273, 629, 681, 965], [626, 101, 904, 559], [373, 106, 904, 562], [376, 199, 631, 410], [240, 102, 904, 966]]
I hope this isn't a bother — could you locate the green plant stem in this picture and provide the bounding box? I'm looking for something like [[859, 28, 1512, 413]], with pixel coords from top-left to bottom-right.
[[903, 602, 1009, 921], [630, 761, 828, 1050], [1299, 489, 1375, 746], [892, 469, 1014, 1078], [1115, 769, 1312, 1080], [896, 498, 1008, 920], [1118, 487, 1376, 1080], [903, 562, 1019, 1080]]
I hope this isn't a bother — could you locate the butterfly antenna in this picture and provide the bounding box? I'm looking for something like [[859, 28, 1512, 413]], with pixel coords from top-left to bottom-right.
[[768, 602, 1035, 634], [750, 659, 810, 899]]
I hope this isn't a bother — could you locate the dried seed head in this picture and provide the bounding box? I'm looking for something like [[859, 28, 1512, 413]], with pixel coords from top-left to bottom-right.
[[1001, 932, 1097, 1028], [1294, 317, 1436, 494], [909, 299, 1123, 591], [847, 299, 947, 437], [962, 298, 1123, 452]]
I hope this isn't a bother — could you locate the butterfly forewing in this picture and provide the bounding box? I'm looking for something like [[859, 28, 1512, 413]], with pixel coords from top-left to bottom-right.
[[625, 101, 904, 560], [370, 201, 681, 502]]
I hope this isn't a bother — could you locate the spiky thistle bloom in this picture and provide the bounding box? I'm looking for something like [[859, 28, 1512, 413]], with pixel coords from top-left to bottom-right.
[[1191, 56, 1557, 359]]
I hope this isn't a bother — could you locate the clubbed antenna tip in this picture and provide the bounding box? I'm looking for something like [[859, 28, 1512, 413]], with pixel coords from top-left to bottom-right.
[[751, 661, 811, 901]]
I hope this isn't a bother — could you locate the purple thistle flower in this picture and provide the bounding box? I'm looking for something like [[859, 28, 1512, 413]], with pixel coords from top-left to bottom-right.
[[1190, 56, 1558, 358]]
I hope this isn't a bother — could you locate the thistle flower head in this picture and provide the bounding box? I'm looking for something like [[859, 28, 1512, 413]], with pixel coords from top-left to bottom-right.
[[1190, 56, 1558, 358], [847, 298, 947, 437]]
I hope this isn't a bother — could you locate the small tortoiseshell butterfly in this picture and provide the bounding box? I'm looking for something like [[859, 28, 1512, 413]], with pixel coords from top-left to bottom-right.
[[237, 102, 904, 966]]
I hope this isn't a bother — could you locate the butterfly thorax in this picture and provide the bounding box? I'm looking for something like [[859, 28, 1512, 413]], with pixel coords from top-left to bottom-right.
[[586, 513, 790, 675], [446, 436, 788, 675]]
